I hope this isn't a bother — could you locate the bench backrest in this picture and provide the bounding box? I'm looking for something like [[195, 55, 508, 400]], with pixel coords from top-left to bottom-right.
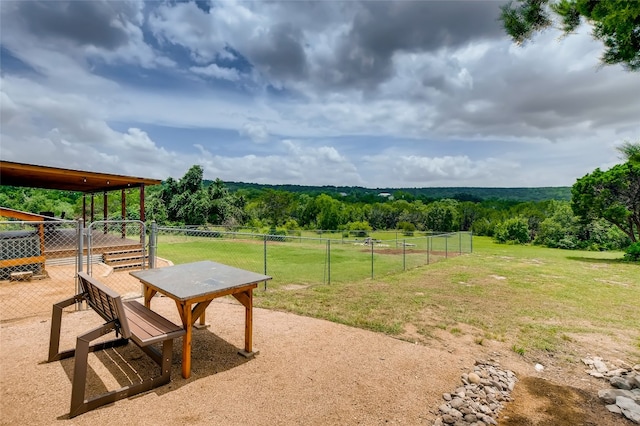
[[77, 272, 132, 339]]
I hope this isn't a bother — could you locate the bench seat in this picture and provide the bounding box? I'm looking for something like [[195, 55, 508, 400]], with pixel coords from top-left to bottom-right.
[[123, 300, 185, 346]]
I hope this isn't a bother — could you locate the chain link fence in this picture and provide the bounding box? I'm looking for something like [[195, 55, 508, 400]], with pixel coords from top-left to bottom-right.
[[151, 225, 473, 289], [1, 219, 79, 321], [85, 220, 148, 299], [0, 219, 149, 322], [1, 218, 472, 321]]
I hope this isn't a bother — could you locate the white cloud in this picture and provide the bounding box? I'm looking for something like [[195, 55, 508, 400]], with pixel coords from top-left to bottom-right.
[[190, 64, 241, 81], [240, 123, 270, 143], [1, 1, 639, 189]]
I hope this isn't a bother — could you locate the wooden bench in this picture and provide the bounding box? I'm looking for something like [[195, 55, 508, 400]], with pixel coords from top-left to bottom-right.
[[48, 272, 186, 418]]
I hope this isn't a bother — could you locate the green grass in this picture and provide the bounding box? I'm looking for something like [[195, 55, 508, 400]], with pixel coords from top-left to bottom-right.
[[156, 234, 440, 285], [157, 234, 640, 359]]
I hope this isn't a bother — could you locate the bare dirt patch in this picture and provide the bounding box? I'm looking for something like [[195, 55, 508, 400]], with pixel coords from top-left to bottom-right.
[[500, 376, 627, 426], [359, 248, 461, 257]]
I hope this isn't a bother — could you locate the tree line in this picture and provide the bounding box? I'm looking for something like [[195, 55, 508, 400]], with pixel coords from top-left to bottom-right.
[[1, 150, 638, 258]]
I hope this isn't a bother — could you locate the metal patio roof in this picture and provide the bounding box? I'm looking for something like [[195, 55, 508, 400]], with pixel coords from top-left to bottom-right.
[[0, 161, 162, 194]]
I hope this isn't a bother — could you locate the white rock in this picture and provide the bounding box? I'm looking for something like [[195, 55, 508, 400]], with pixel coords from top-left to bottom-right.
[[607, 368, 629, 377], [593, 359, 609, 373], [534, 363, 544, 372], [598, 388, 636, 404], [606, 404, 622, 414], [616, 396, 640, 423], [582, 358, 594, 367], [469, 372, 481, 384]]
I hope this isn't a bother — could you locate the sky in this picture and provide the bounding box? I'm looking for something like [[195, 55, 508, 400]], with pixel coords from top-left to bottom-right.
[[1, 0, 639, 189]]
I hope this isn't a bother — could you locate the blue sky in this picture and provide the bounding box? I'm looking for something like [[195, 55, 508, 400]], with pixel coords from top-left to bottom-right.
[[1, 0, 639, 188]]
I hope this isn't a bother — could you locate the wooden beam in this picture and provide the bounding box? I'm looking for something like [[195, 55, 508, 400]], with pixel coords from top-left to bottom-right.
[[0, 256, 46, 268]]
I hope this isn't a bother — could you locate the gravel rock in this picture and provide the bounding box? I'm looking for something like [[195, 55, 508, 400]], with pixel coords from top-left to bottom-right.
[[616, 396, 640, 424], [598, 389, 638, 404], [611, 376, 632, 390], [586, 356, 640, 424], [432, 361, 517, 426]]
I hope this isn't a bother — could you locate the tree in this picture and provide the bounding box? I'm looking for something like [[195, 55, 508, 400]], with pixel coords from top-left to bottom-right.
[[571, 162, 640, 242], [163, 166, 208, 225], [314, 194, 343, 230], [617, 141, 640, 164], [259, 190, 294, 228], [424, 199, 460, 232], [500, 0, 640, 71], [534, 200, 580, 248]]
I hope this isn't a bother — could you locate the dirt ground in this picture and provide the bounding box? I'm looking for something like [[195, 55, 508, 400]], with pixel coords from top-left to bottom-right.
[[1, 292, 637, 426]]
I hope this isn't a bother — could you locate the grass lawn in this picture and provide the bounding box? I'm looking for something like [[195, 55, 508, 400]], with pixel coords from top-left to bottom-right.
[[157, 234, 640, 358], [256, 236, 640, 357]]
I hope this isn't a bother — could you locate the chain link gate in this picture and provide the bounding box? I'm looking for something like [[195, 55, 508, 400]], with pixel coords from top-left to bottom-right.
[[85, 220, 148, 299]]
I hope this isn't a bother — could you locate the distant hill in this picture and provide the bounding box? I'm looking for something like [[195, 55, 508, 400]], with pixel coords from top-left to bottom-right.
[[222, 181, 572, 202]]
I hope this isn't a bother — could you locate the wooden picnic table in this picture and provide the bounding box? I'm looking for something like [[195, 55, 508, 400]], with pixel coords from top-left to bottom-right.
[[130, 260, 271, 379]]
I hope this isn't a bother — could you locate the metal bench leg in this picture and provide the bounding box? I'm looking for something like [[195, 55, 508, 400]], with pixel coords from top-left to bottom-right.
[[69, 335, 177, 418], [48, 295, 84, 362], [160, 339, 173, 383], [70, 324, 114, 418]]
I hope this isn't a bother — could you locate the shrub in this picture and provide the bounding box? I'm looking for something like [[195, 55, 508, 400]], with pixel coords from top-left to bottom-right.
[[346, 221, 372, 237], [624, 242, 640, 262], [261, 227, 287, 241], [494, 217, 530, 244], [555, 236, 579, 250], [398, 221, 416, 236]]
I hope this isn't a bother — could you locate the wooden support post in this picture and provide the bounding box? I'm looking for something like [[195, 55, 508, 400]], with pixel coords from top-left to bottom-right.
[[90, 194, 95, 223], [82, 194, 86, 226], [140, 185, 145, 244], [121, 189, 126, 238], [103, 191, 108, 234]]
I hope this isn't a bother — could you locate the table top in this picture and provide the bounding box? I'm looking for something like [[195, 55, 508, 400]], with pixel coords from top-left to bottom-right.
[[130, 260, 271, 301]]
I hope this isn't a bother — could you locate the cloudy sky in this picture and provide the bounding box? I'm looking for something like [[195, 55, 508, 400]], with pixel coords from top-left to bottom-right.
[[1, 1, 639, 188]]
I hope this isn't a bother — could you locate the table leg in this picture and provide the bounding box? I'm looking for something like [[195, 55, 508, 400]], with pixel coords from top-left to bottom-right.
[[176, 301, 193, 379], [245, 290, 253, 353], [143, 286, 157, 308], [192, 301, 212, 329], [232, 289, 255, 357]]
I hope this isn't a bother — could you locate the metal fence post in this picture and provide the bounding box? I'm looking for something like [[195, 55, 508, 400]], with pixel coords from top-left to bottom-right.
[[427, 236, 430, 265], [371, 239, 374, 279], [403, 239, 406, 271], [86, 224, 92, 276], [459, 232, 462, 255], [445, 235, 448, 259], [76, 219, 84, 311], [149, 221, 157, 269], [76, 219, 84, 275], [263, 234, 268, 290], [327, 239, 331, 285]]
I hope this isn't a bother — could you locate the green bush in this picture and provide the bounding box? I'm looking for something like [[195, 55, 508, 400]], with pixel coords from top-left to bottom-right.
[[624, 242, 640, 261], [346, 221, 372, 237], [398, 221, 416, 236], [494, 217, 530, 244]]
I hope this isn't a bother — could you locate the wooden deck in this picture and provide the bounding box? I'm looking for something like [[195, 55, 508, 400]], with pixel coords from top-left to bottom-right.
[[44, 229, 143, 259]]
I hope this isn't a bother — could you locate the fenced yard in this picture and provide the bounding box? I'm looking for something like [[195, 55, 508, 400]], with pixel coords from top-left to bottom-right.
[[0, 220, 471, 321], [153, 226, 472, 287]]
